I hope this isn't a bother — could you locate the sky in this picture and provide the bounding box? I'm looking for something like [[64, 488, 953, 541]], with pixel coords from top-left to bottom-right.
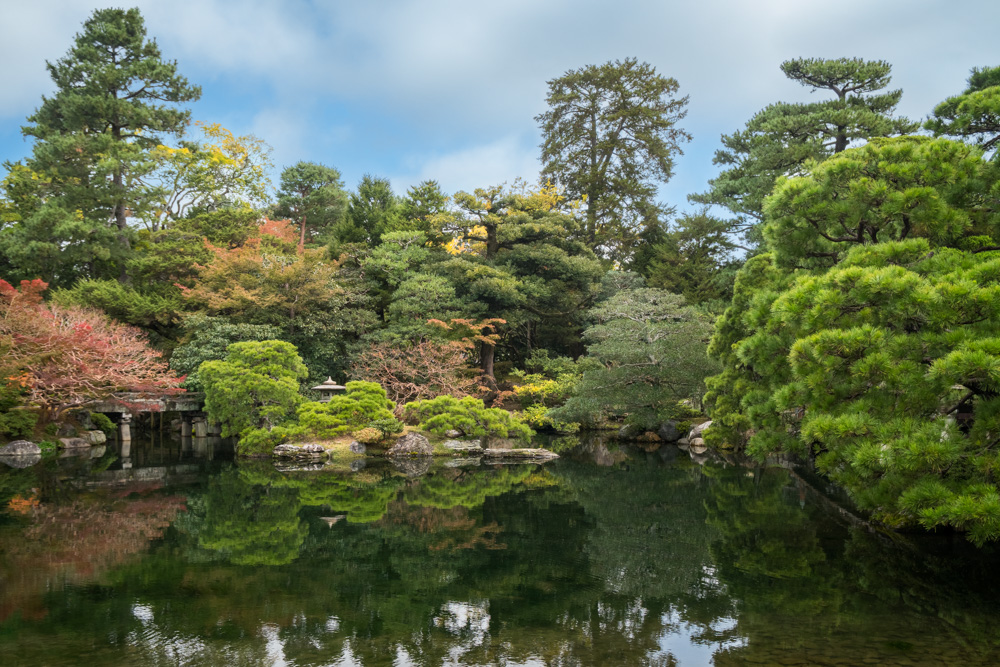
[[1, 0, 999, 216]]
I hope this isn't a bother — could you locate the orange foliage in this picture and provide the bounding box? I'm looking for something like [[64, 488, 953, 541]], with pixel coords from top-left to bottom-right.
[[181, 218, 340, 324], [7, 492, 40, 514]]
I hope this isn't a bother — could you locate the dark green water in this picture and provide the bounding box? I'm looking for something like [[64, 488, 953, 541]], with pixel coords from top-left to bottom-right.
[[1, 436, 999, 666]]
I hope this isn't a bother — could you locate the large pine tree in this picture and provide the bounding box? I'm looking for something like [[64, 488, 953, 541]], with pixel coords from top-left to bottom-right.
[[692, 57, 916, 244], [2, 8, 200, 286]]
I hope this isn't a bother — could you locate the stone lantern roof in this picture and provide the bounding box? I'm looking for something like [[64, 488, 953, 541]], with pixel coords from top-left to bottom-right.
[[312, 377, 346, 402]]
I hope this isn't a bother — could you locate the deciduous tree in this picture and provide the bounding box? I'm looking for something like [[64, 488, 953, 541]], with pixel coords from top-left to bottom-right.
[[0, 278, 180, 413]]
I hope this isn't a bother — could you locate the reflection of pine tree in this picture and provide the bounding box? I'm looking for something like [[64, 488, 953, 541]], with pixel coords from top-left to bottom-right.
[[199, 467, 307, 565], [403, 466, 535, 510], [551, 456, 716, 601], [699, 466, 842, 664]]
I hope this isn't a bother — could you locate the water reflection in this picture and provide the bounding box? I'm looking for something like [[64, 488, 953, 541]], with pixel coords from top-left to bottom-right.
[[1, 437, 1000, 665]]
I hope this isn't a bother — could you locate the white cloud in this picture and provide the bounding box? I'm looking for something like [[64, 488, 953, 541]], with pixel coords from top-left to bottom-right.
[[3, 0, 1000, 208], [394, 134, 542, 195]]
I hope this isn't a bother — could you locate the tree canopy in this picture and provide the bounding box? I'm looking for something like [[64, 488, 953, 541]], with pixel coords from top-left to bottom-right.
[[2, 8, 200, 286], [537, 58, 690, 262]]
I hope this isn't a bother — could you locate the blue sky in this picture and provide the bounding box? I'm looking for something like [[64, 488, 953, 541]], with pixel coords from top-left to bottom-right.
[[2, 0, 999, 216]]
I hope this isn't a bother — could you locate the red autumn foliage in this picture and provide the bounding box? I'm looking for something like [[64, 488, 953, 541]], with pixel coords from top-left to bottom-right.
[[351, 338, 486, 406], [351, 318, 509, 407], [0, 278, 182, 411]]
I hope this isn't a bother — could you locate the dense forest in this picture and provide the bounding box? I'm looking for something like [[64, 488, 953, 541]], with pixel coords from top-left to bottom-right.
[[3, 8, 1000, 544]]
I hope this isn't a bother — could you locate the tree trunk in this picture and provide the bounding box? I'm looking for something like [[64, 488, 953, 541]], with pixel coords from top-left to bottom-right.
[[298, 212, 308, 255], [479, 342, 498, 406], [112, 130, 131, 283]]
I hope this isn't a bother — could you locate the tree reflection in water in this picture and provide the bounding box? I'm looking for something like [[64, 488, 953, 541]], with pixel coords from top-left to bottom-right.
[[2, 445, 1000, 665]]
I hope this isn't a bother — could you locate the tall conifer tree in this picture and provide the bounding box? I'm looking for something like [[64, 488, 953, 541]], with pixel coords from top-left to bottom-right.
[[3, 8, 200, 285]]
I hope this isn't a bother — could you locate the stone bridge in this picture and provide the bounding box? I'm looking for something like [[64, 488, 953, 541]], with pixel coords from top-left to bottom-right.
[[85, 392, 216, 441]]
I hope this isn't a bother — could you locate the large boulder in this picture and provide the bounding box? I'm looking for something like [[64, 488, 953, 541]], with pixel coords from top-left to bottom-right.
[[657, 421, 681, 443], [688, 421, 712, 440], [444, 429, 463, 438], [59, 437, 90, 449], [443, 439, 483, 453], [0, 440, 41, 456], [386, 432, 433, 457], [617, 424, 646, 441], [348, 441, 366, 454], [83, 430, 107, 445]]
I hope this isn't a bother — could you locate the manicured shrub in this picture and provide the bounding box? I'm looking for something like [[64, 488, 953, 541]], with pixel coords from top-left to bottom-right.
[[297, 381, 396, 439], [352, 428, 383, 445], [402, 395, 534, 440]]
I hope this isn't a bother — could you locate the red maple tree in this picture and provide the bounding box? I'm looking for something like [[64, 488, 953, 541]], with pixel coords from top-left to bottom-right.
[[0, 278, 181, 413]]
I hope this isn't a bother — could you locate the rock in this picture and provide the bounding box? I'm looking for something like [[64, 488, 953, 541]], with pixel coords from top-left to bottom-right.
[[59, 437, 90, 449], [348, 441, 366, 454], [481, 448, 559, 460], [390, 456, 432, 477], [57, 423, 77, 437], [657, 421, 681, 443], [386, 432, 433, 457], [676, 437, 690, 447], [71, 410, 96, 430], [0, 440, 41, 456], [1, 454, 41, 468], [350, 459, 367, 472], [443, 439, 483, 453], [273, 443, 328, 458], [444, 429, 463, 438], [444, 457, 483, 467], [480, 436, 518, 450], [688, 420, 712, 440], [689, 437, 708, 454], [274, 462, 327, 472], [83, 430, 107, 445], [617, 424, 646, 440]]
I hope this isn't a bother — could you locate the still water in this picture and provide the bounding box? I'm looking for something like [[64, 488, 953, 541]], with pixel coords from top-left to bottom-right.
[[1, 434, 998, 666]]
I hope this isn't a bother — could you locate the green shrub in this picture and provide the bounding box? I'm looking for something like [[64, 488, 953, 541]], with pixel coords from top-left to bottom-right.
[[238, 424, 306, 456], [199, 340, 308, 456], [368, 417, 404, 439], [0, 409, 38, 440], [402, 395, 534, 440], [519, 403, 579, 433], [90, 412, 116, 437], [297, 382, 396, 439], [353, 427, 383, 445]]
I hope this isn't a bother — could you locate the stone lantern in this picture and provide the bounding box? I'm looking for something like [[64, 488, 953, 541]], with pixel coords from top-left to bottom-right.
[[312, 377, 346, 402]]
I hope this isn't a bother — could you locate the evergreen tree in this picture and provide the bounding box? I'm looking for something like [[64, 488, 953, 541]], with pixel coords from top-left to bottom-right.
[[274, 161, 349, 254], [704, 137, 1000, 543], [551, 277, 717, 429], [537, 58, 689, 262], [926, 65, 1000, 160], [333, 175, 402, 249], [1, 8, 200, 285], [691, 57, 915, 244]]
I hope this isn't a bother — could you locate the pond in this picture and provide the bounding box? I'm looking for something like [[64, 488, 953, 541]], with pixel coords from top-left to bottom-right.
[[1, 433, 999, 666]]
